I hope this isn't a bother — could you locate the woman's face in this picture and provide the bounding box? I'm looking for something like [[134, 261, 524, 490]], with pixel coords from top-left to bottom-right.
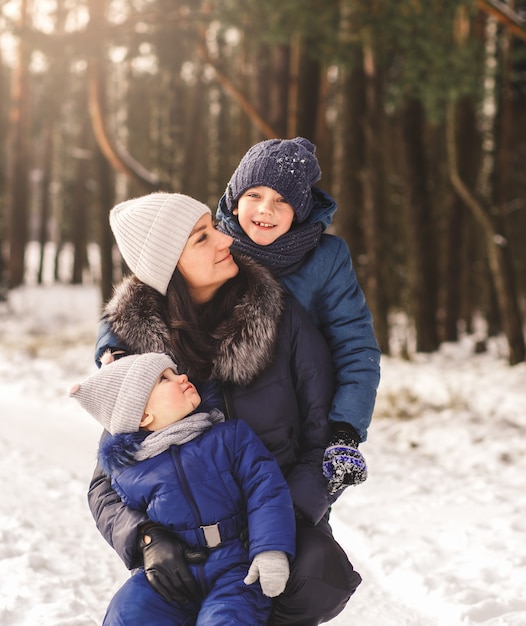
[[178, 214, 239, 303]]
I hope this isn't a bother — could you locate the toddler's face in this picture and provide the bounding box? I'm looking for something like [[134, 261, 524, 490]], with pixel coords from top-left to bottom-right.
[[142, 368, 201, 431], [235, 186, 295, 246]]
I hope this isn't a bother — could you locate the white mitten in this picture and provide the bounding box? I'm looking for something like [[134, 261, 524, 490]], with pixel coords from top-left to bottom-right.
[[243, 550, 290, 597]]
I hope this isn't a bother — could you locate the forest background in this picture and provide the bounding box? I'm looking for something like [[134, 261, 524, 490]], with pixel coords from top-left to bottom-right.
[[1, 0, 525, 364]]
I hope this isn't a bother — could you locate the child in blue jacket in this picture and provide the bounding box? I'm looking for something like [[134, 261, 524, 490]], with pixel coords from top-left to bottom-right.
[[216, 136, 381, 495], [70, 352, 295, 626]]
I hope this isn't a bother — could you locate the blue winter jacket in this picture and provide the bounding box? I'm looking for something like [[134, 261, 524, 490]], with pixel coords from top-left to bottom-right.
[[98, 419, 295, 590], [216, 188, 381, 441]]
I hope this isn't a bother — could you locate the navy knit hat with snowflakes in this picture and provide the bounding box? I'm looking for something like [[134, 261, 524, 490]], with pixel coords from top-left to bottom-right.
[[225, 137, 321, 223]]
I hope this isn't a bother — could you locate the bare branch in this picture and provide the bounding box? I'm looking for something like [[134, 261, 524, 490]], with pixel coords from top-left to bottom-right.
[[477, 0, 526, 42], [196, 30, 278, 140], [87, 58, 162, 192], [445, 99, 495, 239]]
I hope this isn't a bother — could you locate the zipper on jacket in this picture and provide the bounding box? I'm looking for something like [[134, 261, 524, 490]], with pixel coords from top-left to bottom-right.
[[222, 384, 234, 421], [170, 446, 209, 594]]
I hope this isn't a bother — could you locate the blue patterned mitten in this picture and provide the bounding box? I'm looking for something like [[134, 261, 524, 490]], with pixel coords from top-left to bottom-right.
[[323, 426, 367, 494]]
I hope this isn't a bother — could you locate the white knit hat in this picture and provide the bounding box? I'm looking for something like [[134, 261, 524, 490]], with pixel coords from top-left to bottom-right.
[[69, 353, 177, 435], [110, 192, 211, 295]]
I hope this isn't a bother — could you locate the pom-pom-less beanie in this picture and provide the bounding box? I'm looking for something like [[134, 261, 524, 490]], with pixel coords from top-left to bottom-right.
[[109, 192, 211, 295], [225, 137, 321, 223], [69, 353, 177, 434]]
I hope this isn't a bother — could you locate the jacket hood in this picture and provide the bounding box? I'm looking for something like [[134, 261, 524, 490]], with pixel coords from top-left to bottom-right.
[[98, 431, 147, 475], [216, 185, 336, 232], [102, 255, 284, 387]]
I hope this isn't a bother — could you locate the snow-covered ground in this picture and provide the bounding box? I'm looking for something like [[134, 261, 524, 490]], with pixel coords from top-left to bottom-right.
[[1, 283, 525, 626]]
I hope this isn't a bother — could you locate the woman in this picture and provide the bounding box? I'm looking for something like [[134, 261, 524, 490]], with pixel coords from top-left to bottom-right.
[[89, 192, 361, 625]]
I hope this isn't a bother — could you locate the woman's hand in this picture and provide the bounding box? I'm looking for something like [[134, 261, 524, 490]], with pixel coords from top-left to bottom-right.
[[99, 349, 127, 366]]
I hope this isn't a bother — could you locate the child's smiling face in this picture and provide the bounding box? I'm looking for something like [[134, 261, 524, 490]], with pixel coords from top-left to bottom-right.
[[235, 186, 295, 246]]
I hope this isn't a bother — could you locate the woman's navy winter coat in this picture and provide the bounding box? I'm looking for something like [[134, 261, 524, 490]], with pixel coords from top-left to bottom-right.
[[90, 257, 335, 570], [99, 419, 295, 597]]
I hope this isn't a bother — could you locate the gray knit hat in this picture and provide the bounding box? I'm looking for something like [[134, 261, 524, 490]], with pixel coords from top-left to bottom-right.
[[225, 137, 321, 223], [69, 353, 177, 435], [110, 192, 211, 295]]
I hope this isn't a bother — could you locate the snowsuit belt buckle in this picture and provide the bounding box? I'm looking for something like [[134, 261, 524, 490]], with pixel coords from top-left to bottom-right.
[[201, 523, 222, 548]]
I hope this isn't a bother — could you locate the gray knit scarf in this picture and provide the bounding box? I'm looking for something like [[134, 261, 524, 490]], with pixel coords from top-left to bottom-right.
[[217, 219, 322, 278], [134, 408, 225, 462]]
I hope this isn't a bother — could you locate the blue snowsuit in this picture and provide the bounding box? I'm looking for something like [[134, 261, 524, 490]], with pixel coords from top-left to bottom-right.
[[216, 187, 381, 442], [98, 418, 295, 625]]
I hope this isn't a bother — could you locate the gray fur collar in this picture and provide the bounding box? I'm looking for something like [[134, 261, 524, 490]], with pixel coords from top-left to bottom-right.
[[103, 256, 284, 386]]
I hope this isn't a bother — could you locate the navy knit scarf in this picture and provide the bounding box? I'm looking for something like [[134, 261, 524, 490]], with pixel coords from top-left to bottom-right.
[[217, 219, 323, 278]]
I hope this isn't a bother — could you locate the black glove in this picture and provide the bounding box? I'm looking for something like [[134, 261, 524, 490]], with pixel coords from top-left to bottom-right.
[[323, 424, 367, 494], [139, 524, 202, 605]]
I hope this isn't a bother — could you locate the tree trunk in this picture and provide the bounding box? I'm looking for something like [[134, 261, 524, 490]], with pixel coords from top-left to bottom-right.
[[71, 119, 91, 285], [7, 0, 31, 288], [361, 43, 389, 354], [37, 126, 54, 285], [287, 33, 301, 138], [486, 238, 525, 364], [0, 41, 8, 294], [332, 58, 365, 258], [296, 40, 321, 141], [400, 98, 440, 353], [270, 45, 290, 139], [443, 97, 479, 341], [84, 0, 115, 299], [96, 145, 115, 303], [182, 69, 209, 202], [446, 100, 525, 364]]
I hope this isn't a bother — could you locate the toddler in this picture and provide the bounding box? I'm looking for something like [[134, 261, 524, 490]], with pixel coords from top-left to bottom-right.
[[70, 352, 295, 625]]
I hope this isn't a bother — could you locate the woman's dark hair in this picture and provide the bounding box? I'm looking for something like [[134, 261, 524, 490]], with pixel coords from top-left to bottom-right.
[[165, 261, 248, 380]]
